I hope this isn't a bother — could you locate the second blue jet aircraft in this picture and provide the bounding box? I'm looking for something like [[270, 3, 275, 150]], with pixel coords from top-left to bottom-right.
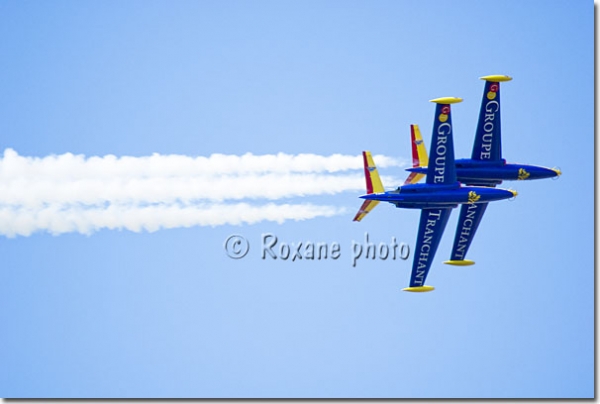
[[403, 75, 561, 266], [354, 97, 516, 292]]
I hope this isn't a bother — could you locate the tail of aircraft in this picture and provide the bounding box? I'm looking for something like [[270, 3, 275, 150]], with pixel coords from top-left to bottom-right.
[[353, 151, 384, 222], [403, 124, 429, 185], [410, 124, 429, 168], [361, 151, 384, 194]]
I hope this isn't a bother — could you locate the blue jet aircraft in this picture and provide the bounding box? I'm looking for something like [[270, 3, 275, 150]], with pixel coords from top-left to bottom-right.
[[403, 75, 561, 266], [353, 97, 517, 292]]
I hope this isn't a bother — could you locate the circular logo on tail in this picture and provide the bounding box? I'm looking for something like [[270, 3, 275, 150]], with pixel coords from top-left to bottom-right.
[[487, 83, 499, 100]]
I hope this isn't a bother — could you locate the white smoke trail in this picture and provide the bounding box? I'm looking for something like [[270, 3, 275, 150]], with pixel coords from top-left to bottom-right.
[[0, 173, 403, 206], [0, 203, 347, 237], [0, 149, 403, 178], [0, 149, 407, 236]]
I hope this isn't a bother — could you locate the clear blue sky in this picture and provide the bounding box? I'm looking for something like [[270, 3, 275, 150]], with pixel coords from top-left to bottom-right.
[[0, 0, 593, 398]]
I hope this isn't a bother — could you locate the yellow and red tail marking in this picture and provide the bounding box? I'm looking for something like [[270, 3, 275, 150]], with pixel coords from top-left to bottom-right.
[[353, 151, 384, 222], [403, 172, 424, 185], [362, 151, 384, 194], [403, 124, 428, 185], [352, 199, 380, 222], [410, 124, 428, 168]]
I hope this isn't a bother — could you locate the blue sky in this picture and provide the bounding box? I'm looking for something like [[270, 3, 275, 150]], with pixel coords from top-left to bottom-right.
[[0, 0, 593, 398]]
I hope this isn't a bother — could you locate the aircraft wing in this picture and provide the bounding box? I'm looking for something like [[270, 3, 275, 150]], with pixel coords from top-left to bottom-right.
[[447, 75, 511, 264], [403, 207, 453, 292], [446, 170, 497, 260], [471, 75, 512, 162], [445, 202, 489, 266], [426, 97, 462, 185]]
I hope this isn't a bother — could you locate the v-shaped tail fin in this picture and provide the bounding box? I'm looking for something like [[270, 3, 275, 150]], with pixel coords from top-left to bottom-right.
[[411, 124, 429, 168], [353, 151, 384, 222], [404, 124, 429, 185], [361, 151, 384, 194]]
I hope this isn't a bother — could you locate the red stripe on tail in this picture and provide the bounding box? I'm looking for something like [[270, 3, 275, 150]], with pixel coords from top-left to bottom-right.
[[363, 151, 374, 194], [410, 125, 420, 167]]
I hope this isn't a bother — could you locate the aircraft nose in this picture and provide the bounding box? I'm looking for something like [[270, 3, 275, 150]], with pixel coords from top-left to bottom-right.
[[509, 189, 518, 198], [552, 168, 562, 177]]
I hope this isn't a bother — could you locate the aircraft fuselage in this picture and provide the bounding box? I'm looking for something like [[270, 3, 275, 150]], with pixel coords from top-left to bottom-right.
[[406, 158, 560, 186], [360, 182, 516, 209]]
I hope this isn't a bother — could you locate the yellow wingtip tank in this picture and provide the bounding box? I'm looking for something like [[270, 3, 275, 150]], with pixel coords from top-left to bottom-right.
[[444, 260, 476, 266], [429, 97, 463, 104], [480, 75, 513, 82], [402, 285, 435, 292]]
